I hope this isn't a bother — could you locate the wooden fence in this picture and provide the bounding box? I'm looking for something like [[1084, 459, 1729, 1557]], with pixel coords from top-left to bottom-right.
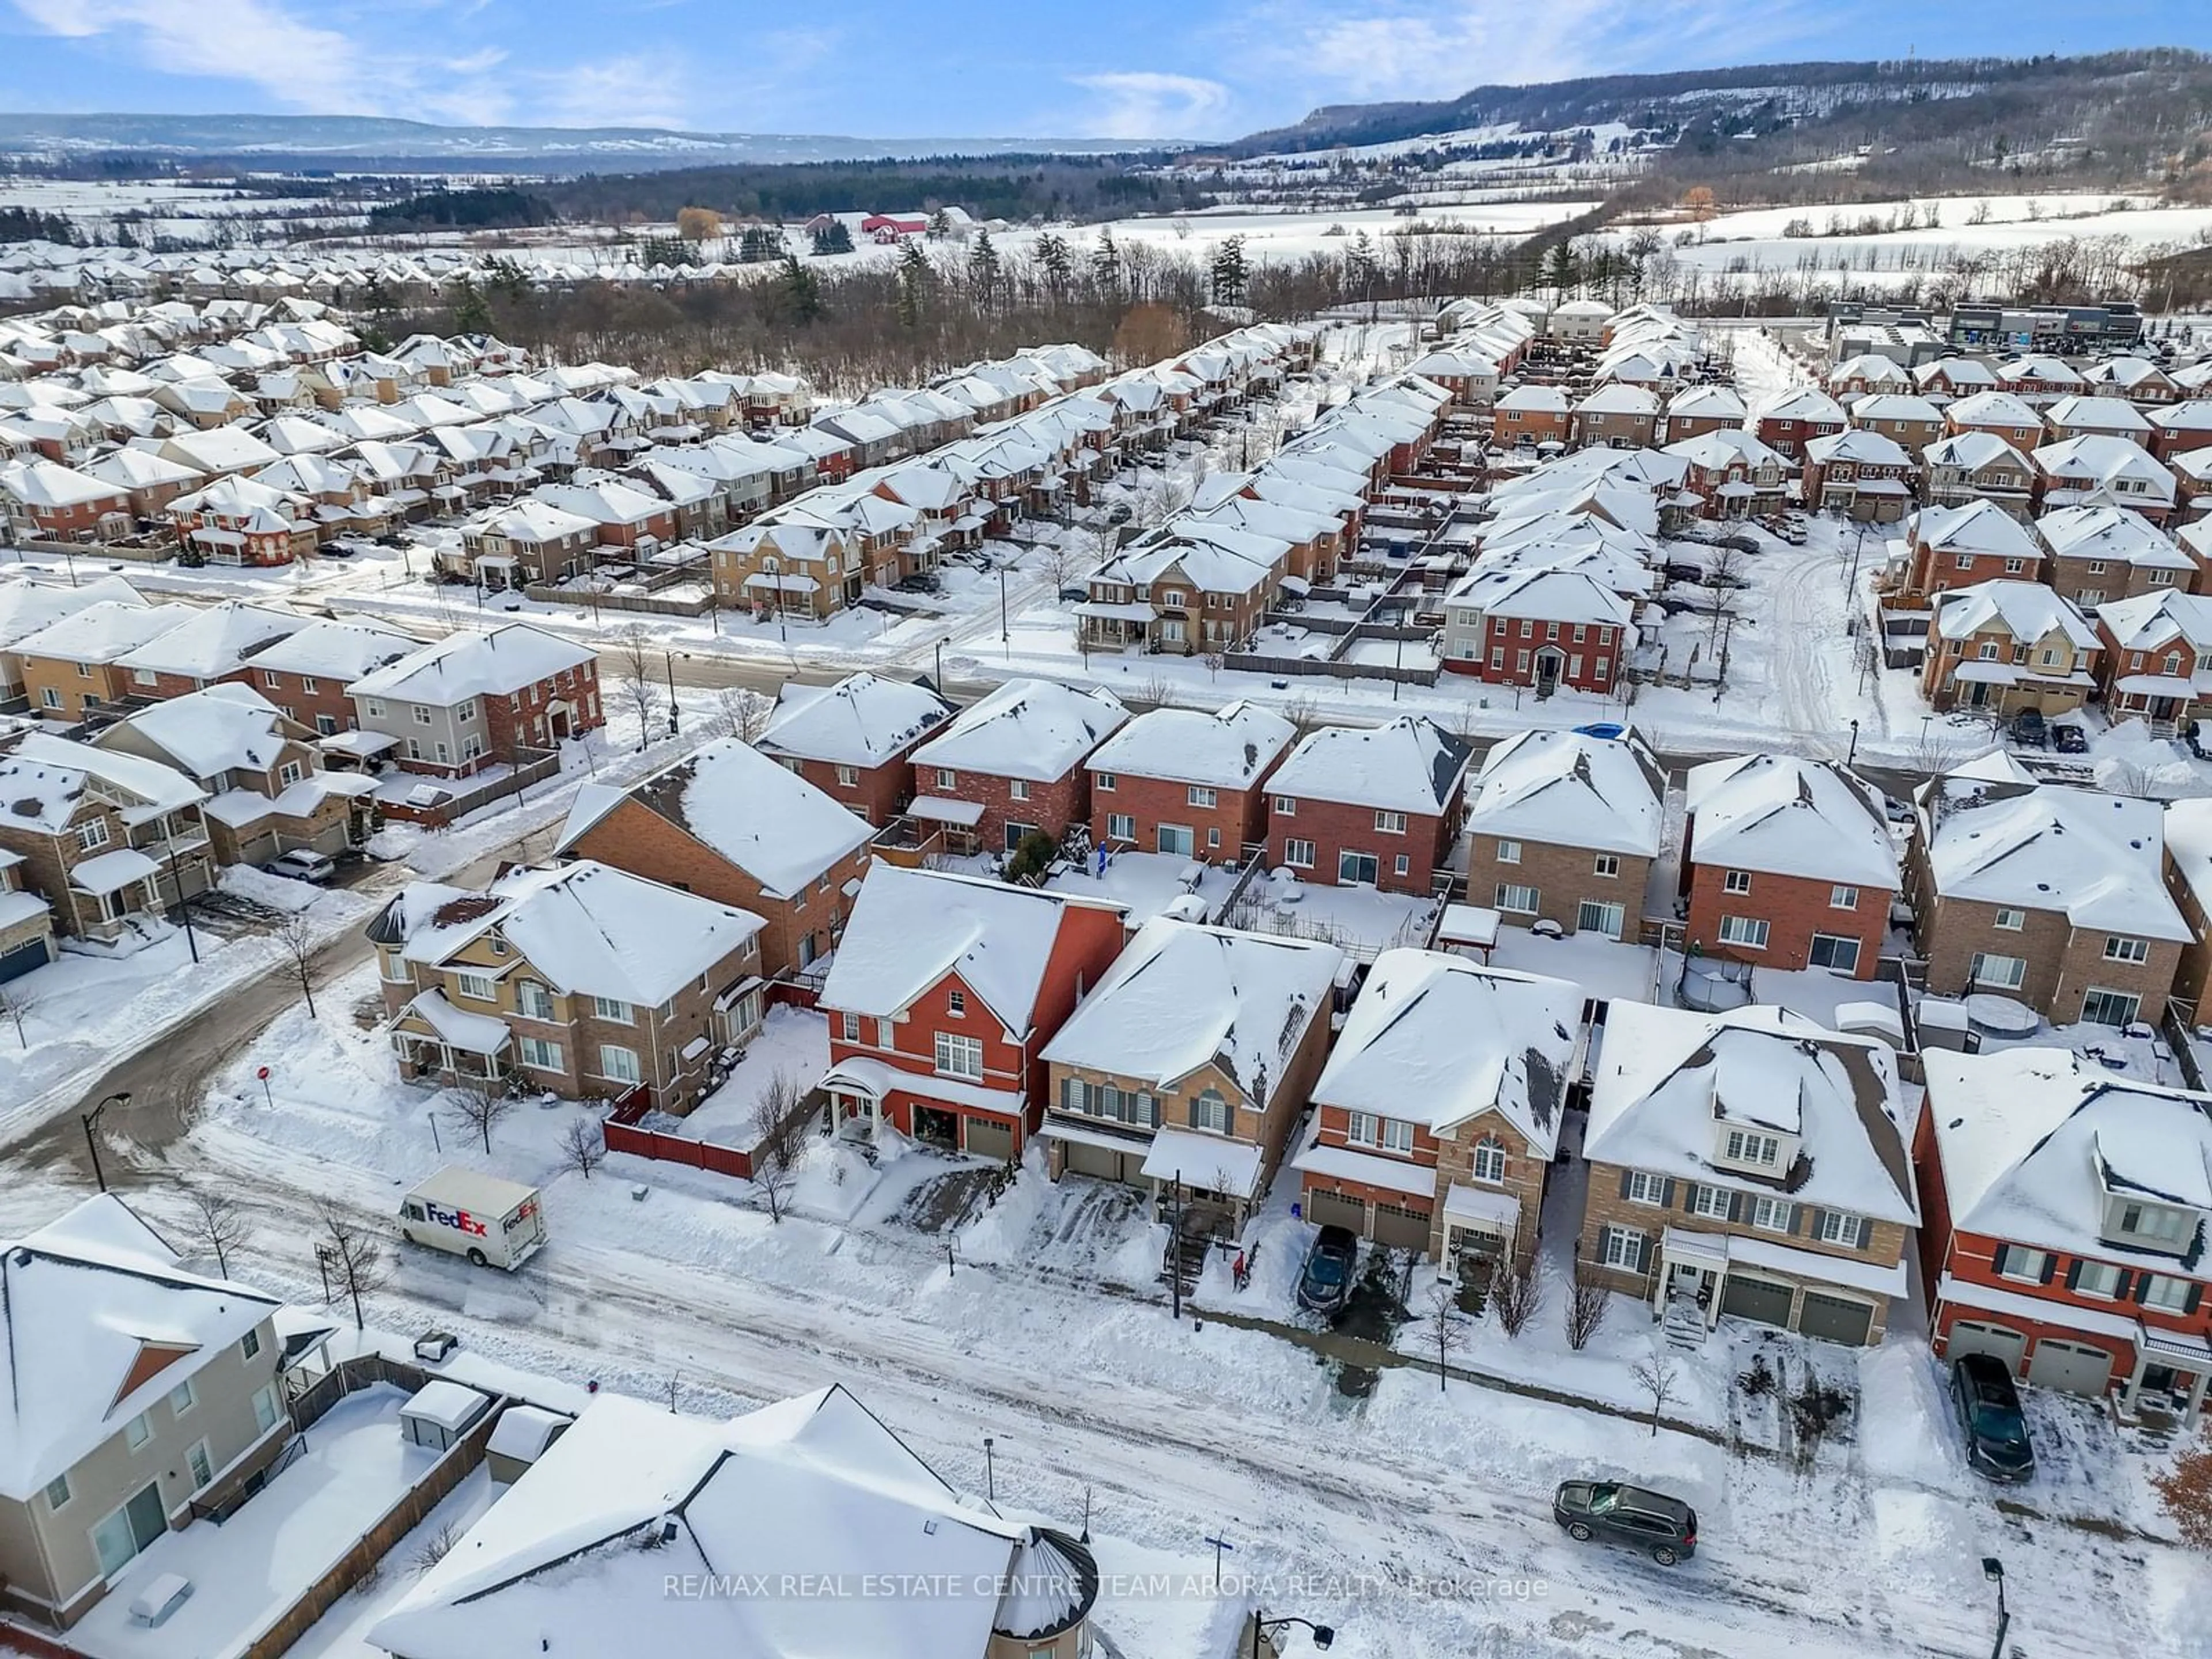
[[375, 749, 563, 825], [601, 1116, 756, 1180]]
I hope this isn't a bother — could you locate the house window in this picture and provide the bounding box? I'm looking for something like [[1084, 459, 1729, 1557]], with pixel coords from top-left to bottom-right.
[[1717, 915, 1768, 949], [834, 763, 859, 787], [1338, 850, 1379, 885], [1009, 779, 1031, 802], [1347, 1111, 1414, 1154], [42, 1473, 69, 1512], [240, 1328, 262, 1362], [1725, 1130, 1781, 1168], [1190, 1089, 1230, 1134], [412, 704, 433, 725], [77, 819, 110, 853], [168, 1378, 195, 1416], [2115, 1202, 2192, 1247], [516, 980, 554, 1021], [1490, 648, 1505, 669], [592, 995, 632, 1023], [455, 699, 477, 722], [2074, 1260, 2123, 1300], [840, 1012, 860, 1041], [1593, 854, 1619, 878], [1817, 1210, 1868, 1249], [1624, 1171, 1667, 1207], [934, 768, 957, 791], [935, 1031, 984, 1080], [1274, 796, 1295, 816], [365, 699, 385, 719], [2082, 988, 2141, 1027], [2143, 1274, 2194, 1312], [1994, 908, 2025, 931], [1830, 885, 1858, 910], [1495, 839, 1521, 865], [1808, 934, 1861, 974], [278, 760, 303, 786], [1578, 899, 1626, 938], [1999, 1245, 2051, 1283], [1095, 772, 1115, 791], [1516, 650, 1531, 674], [1188, 786, 1217, 808], [946, 988, 965, 1017], [40, 688, 58, 710], [2104, 935, 2150, 964], [301, 677, 317, 695], [1599, 1224, 1648, 1272], [1496, 883, 1540, 914], [1689, 1184, 1733, 1220], [453, 969, 495, 1002], [124, 1413, 150, 1452], [518, 1036, 564, 1071], [1374, 810, 1406, 835], [1750, 1196, 1795, 1234], [1471, 1137, 1507, 1184], [1107, 813, 1134, 842], [1394, 854, 1409, 878], [1284, 838, 1315, 869], [598, 1044, 643, 1085], [1969, 953, 2027, 990], [252, 1384, 281, 1434], [1722, 869, 1751, 895]]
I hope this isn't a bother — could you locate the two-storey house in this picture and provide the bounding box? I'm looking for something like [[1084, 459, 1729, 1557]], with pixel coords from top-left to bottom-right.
[[111, 599, 311, 703], [1919, 431, 2036, 520], [1085, 700, 1296, 862], [346, 623, 602, 778], [1921, 580, 2100, 717], [0, 732, 212, 938], [243, 616, 418, 739], [1802, 428, 1916, 521], [15, 601, 191, 720], [2096, 587, 2212, 732], [1463, 727, 1665, 941], [1266, 715, 1473, 896], [755, 671, 953, 827], [1751, 385, 1847, 461], [2036, 502, 2194, 606], [1894, 499, 2046, 600], [1490, 384, 1571, 450], [909, 678, 1128, 856]]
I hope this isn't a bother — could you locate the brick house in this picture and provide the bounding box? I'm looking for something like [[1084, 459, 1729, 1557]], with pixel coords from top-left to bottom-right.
[[1660, 382, 1747, 446], [242, 616, 418, 738], [2044, 394, 2154, 449], [1998, 354, 2085, 404], [555, 737, 873, 980], [2032, 435, 2178, 524], [1039, 916, 1342, 1228], [1580, 1002, 1919, 1348], [1846, 392, 1944, 460], [453, 499, 602, 590], [1291, 950, 1584, 1270], [1918, 1050, 2212, 1423], [1266, 715, 1474, 895], [1571, 383, 1660, 450], [1463, 727, 1665, 941], [1439, 567, 1635, 695], [1913, 358, 1999, 400], [346, 623, 603, 778], [2148, 400, 2212, 462], [1941, 389, 2047, 452], [0, 459, 133, 544], [0, 850, 55, 981], [533, 476, 680, 551], [1919, 431, 2036, 520], [1802, 428, 1916, 522], [80, 448, 205, 524], [14, 601, 192, 721], [1921, 581, 2100, 717], [1751, 385, 1847, 461], [165, 475, 317, 566], [909, 678, 1128, 855], [1681, 753, 1899, 978], [1908, 771, 2187, 1027], [816, 865, 1127, 1160], [369, 861, 766, 1112], [1894, 499, 2046, 600], [111, 599, 311, 702], [1085, 700, 1296, 861], [2083, 355, 2180, 404], [1078, 527, 1282, 657], [1659, 428, 1791, 519], [0, 576, 145, 708], [755, 671, 953, 827], [1827, 353, 1911, 399], [2036, 503, 2194, 606], [93, 683, 378, 865], [2097, 588, 2212, 731], [1491, 385, 1572, 449], [2164, 798, 2212, 1016], [0, 732, 213, 940]]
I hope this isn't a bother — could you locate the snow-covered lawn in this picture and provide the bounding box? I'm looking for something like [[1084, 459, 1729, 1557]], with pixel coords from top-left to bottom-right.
[[1040, 847, 1243, 927], [67, 1385, 437, 1659], [284, 1466, 500, 1659], [663, 1004, 831, 1147], [1219, 869, 1439, 961]]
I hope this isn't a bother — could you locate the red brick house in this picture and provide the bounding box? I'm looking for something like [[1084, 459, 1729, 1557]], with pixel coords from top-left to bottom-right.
[[0, 459, 133, 544], [755, 671, 953, 826], [1895, 499, 2047, 600], [1660, 428, 1791, 519], [1752, 385, 1847, 461], [816, 865, 1128, 1159], [112, 600, 312, 702], [165, 474, 317, 566], [1661, 382, 1747, 446], [2093, 587, 2212, 730], [909, 678, 1128, 855], [1441, 567, 1635, 694], [1802, 429, 1916, 522], [2148, 400, 2212, 462], [346, 623, 603, 779], [1919, 1050, 2212, 1425], [1266, 715, 1473, 895], [1681, 753, 1899, 979], [1084, 699, 1297, 860], [243, 616, 418, 737], [1940, 389, 2046, 452], [1490, 385, 1571, 449]]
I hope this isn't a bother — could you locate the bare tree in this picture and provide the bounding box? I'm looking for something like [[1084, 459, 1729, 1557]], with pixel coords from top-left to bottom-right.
[[611, 624, 664, 751], [0, 982, 33, 1050], [1036, 535, 1081, 596], [708, 685, 770, 744], [2154, 1427, 2212, 1551], [1419, 1281, 1467, 1393], [1202, 651, 1226, 683], [749, 1069, 809, 1223], [1487, 1254, 1546, 1339], [1631, 1344, 1683, 1437], [444, 1075, 515, 1155], [178, 1184, 254, 1278], [275, 911, 318, 1021], [1563, 1275, 1611, 1352], [557, 1116, 605, 1181], [318, 1199, 388, 1331]]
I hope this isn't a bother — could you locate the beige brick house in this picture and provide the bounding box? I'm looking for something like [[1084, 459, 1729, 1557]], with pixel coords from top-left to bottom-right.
[[0, 732, 213, 940], [1463, 727, 1665, 941], [1579, 1002, 1919, 1347]]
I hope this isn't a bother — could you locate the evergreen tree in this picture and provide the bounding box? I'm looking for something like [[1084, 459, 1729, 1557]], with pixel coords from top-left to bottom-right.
[[445, 275, 493, 335], [1035, 230, 1073, 296], [928, 207, 952, 240], [810, 219, 854, 255], [1092, 229, 1122, 303], [1344, 229, 1379, 300], [737, 225, 784, 263], [778, 255, 823, 324], [1210, 234, 1248, 309], [967, 228, 1002, 309], [895, 237, 930, 329], [1541, 239, 1579, 302]]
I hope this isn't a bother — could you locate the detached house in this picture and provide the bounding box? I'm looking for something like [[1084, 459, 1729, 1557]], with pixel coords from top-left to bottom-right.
[[1661, 382, 1747, 445], [2097, 588, 2212, 731], [1661, 428, 1790, 520], [1921, 581, 2099, 717], [0, 459, 132, 544], [1571, 383, 1660, 450], [15, 601, 190, 719], [1921, 431, 2036, 520], [2045, 394, 2154, 449], [1802, 429, 1916, 522], [555, 738, 873, 979], [346, 623, 601, 779], [2036, 503, 2194, 605], [1579, 1003, 1919, 1348], [1464, 726, 1665, 941], [1942, 389, 2047, 451], [1266, 715, 1472, 895], [1491, 384, 1571, 449], [1847, 392, 1944, 460], [1039, 916, 1342, 1227], [1895, 499, 2046, 600], [755, 671, 953, 827], [817, 865, 1127, 1160], [0, 732, 212, 940], [1441, 566, 1635, 696], [1293, 952, 1583, 1270], [370, 861, 766, 1111], [2032, 434, 2178, 524], [1085, 700, 1296, 861], [1919, 1050, 2212, 1424], [909, 678, 1127, 855], [1681, 753, 1898, 979], [1752, 385, 1847, 461]]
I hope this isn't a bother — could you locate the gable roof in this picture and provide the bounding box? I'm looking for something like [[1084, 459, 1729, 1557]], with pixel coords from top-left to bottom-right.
[[243, 615, 417, 681], [2033, 504, 2192, 572], [1907, 499, 2044, 560], [1685, 753, 1899, 889], [1930, 579, 2098, 649], [101, 682, 301, 778], [347, 623, 594, 706], [113, 599, 309, 680], [911, 678, 1127, 783], [1267, 715, 1471, 816], [1465, 728, 1665, 858], [14, 600, 190, 665], [755, 672, 952, 769]]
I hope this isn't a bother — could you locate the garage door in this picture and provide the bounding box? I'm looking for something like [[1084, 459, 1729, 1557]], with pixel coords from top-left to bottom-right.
[[1797, 1290, 1874, 1346], [964, 1118, 1016, 1162], [0, 934, 50, 984], [1372, 1200, 1431, 1253], [1304, 1187, 1368, 1234], [1945, 1321, 2027, 1373], [2027, 1338, 2114, 1397], [1063, 1139, 1141, 1184], [1721, 1273, 1795, 1328]]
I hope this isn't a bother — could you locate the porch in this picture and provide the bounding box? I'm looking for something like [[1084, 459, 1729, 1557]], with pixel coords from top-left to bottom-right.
[[391, 990, 512, 1084], [817, 1054, 1027, 1162]]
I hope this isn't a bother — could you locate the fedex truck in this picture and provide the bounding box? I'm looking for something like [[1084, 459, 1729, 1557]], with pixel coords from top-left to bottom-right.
[[400, 1168, 547, 1270]]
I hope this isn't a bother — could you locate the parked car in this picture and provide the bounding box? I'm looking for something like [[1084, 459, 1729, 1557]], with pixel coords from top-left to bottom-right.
[[2009, 708, 2048, 749], [1883, 793, 1916, 825], [1295, 1224, 1360, 1315], [1552, 1480, 1698, 1566], [268, 848, 338, 884], [2052, 722, 2089, 755], [1950, 1353, 2036, 1483]]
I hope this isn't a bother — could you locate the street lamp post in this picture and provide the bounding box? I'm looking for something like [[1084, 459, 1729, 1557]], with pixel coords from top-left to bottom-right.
[[983, 1436, 996, 1502], [1847, 718, 1860, 768], [81, 1091, 129, 1194], [663, 651, 679, 736], [1982, 1558, 2008, 1659], [998, 564, 1010, 646], [1249, 1612, 1335, 1659]]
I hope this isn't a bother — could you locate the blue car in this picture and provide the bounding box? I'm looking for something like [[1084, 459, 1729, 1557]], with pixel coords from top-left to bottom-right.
[[1296, 1225, 1359, 1314]]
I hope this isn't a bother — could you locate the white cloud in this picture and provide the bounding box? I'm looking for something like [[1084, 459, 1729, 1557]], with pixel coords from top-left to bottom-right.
[[1071, 71, 1234, 141], [12, 0, 377, 111]]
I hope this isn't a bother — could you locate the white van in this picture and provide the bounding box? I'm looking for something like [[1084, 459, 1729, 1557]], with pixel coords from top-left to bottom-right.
[[400, 1168, 547, 1270]]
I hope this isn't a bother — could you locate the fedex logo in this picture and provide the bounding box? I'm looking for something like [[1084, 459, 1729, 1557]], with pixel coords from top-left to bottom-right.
[[424, 1202, 488, 1237]]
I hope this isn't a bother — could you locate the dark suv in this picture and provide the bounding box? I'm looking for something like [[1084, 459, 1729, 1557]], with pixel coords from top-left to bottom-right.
[[1950, 1353, 2036, 1482], [1552, 1480, 1698, 1566], [1295, 1224, 1359, 1315]]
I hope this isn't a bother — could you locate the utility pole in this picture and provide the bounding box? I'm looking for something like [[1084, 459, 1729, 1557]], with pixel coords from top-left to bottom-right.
[[1171, 1171, 1184, 1322], [663, 651, 679, 735]]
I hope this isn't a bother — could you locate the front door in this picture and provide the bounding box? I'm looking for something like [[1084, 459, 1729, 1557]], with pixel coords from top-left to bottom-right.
[[1965, 679, 1990, 709], [1668, 1262, 1704, 1302], [1535, 650, 1564, 696]]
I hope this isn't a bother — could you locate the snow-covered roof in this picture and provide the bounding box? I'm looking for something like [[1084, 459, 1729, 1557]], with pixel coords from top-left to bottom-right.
[[2046, 393, 2153, 435], [13, 599, 190, 665], [243, 615, 416, 681], [348, 622, 594, 706], [369, 1388, 1094, 1659], [2162, 798, 2212, 922], [821, 865, 1122, 1034], [2099, 586, 2212, 654], [1448, 564, 1637, 628], [113, 598, 309, 680], [755, 672, 951, 770], [0, 457, 123, 509], [0, 1195, 278, 1501], [1921, 430, 2031, 474], [1804, 427, 1912, 468], [0, 574, 143, 651], [1944, 389, 2043, 430], [485, 1404, 570, 1464], [403, 1380, 491, 1434], [1929, 580, 2098, 649], [1310, 949, 1583, 1154], [1754, 385, 1847, 425], [1685, 753, 1899, 889], [1, 729, 204, 829], [1084, 700, 1296, 790], [2033, 503, 2192, 572], [1041, 915, 1340, 1097], [1906, 499, 2043, 560], [101, 681, 299, 779], [1465, 728, 1665, 858], [1267, 715, 1472, 816], [1925, 1047, 2212, 1263], [1585, 1002, 1918, 1225], [911, 677, 1127, 783], [1919, 777, 2187, 940], [556, 738, 870, 902]]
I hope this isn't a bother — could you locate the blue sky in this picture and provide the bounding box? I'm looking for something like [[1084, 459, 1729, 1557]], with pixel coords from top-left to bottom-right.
[[0, 0, 2206, 142]]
